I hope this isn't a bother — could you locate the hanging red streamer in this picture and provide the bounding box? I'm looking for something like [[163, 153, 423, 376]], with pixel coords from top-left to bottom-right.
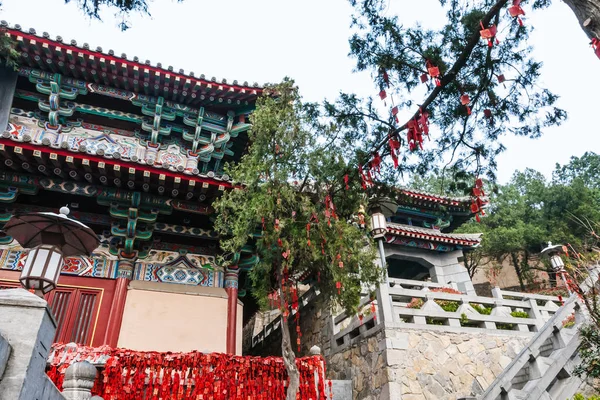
[[425, 59, 441, 86], [591, 38, 600, 59], [471, 178, 487, 223], [388, 135, 401, 168], [479, 22, 498, 47], [508, 0, 525, 26]]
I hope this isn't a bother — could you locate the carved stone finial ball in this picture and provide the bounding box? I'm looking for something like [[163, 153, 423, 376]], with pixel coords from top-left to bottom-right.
[[59, 205, 70, 216]]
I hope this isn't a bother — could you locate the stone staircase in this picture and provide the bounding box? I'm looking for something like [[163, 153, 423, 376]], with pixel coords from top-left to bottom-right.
[[479, 267, 600, 400]]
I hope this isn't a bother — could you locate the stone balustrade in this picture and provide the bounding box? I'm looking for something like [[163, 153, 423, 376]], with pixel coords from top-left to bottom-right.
[[329, 279, 563, 354]]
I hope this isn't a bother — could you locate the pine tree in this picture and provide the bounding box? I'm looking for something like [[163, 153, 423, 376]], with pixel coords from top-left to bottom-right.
[[213, 79, 382, 399]]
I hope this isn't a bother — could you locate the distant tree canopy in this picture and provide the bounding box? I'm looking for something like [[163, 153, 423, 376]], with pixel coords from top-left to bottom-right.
[[449, 152, 600, 289], [62, 0, 183, 30]]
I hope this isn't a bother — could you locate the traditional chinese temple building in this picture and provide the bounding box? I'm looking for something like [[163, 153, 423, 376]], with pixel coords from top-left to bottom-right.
[[0, 22, 261, 355], [383, 189, 482, 293]]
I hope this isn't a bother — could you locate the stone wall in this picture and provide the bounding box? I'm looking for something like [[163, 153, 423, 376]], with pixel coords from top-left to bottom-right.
[[382, 328, 531, 400]]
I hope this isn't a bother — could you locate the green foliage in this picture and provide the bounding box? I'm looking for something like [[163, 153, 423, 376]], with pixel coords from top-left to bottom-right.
[[214, 79, 381, 317], [571, 394, 600, 400], [510, 311, 529, 318], [330, 0, 565, 183], [575, 324, 600, 385], [454, 160, 600, 289], [459, 312, 470, 326], [64, 0, 184, 30], [471, 303, 492, 315], [436, 300, 460, 312], [554, 152, 600, 190], [496, 323, 515, 330]]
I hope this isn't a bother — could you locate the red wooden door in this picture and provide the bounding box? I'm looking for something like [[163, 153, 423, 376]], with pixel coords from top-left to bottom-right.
[[0, 270, 116, 346], [46, 287, 102, 345]]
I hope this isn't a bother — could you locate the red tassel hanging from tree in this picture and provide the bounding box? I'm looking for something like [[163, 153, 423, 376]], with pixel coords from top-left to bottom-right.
[[591, 38, 600, 59], [484, 108, 493, 123], [358, 164, 369, 190], [418, 108, 430, 136], [379, 67, 390, 87], [480, 21, 498, 47], [306, 223, 311, 247], [344, 174, 349, 190], [471, 178, 487, 222], [460, 92, 471, 115], [379, 90, 387, 104], [388, 135, 401, 168], [370, 152, 382, 175], [425, 60, 441, 86], [508, 0, 525, 26], [336, 281, 342, 295]]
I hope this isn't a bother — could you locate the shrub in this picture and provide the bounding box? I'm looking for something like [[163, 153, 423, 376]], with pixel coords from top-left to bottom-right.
[[471, 304, 492, 315], [510, 311, 529, 318], [563, 313, 576, 328], [406, 287, 462, 312], [572, 394, 600, 400]]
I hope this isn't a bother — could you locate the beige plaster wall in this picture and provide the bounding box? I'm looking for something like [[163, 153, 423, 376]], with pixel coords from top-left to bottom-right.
[[471, 257, 550, 291], [118, 280, 243, 355]]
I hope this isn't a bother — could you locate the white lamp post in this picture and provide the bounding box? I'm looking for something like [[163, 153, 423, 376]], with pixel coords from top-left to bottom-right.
[[4, 206, 99, 296], [541, 242, 570, 294]]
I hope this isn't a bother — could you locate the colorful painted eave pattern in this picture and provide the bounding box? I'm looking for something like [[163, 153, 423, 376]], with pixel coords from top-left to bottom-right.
[[2, 22, 264, 104], [2, 115, 235, 188], [386, 222, 482, 247]]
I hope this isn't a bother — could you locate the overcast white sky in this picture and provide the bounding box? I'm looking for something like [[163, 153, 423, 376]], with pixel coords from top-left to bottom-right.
[[1, 0, 598, 184]]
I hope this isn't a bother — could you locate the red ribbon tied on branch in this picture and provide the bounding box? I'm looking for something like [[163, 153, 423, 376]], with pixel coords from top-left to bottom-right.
[[591, 38, 600, 59], [424, 60, 441, 86], [388, 135, 401, 168], [508, 0, 525, 26], [470, 178, 487, 222], [479, 22, 499, 47]]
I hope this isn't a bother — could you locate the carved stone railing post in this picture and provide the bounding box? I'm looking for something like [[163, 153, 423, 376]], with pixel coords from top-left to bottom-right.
[[61, 361, 99, 400]]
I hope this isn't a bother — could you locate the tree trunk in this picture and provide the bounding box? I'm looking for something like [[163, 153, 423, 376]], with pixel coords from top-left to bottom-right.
[[511, 253, 526, 291], [562, 0, 600, 40], [281, 314, 300, 400]]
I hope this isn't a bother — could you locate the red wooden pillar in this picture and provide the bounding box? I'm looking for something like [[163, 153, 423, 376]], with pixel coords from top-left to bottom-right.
[[103, 259, 135, 347], [224, 270, 239, 354]]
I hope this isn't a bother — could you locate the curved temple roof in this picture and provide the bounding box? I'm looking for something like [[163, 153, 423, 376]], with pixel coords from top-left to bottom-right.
[[386, 221, 482, 247], [1, 21, 264, 108]]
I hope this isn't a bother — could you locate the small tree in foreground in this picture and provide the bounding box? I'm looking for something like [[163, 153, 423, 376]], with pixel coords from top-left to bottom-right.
[[214, 79, 382, 399]]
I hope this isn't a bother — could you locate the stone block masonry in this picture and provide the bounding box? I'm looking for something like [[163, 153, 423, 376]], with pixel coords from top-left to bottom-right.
[[324, 327, 531, 400]]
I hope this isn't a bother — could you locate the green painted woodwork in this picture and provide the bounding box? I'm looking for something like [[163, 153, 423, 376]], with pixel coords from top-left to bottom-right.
[[29, 71, 87, 126]]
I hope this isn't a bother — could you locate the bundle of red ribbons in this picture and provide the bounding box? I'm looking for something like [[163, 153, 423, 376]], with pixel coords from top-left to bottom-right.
[[47, 343, 328, 400]]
